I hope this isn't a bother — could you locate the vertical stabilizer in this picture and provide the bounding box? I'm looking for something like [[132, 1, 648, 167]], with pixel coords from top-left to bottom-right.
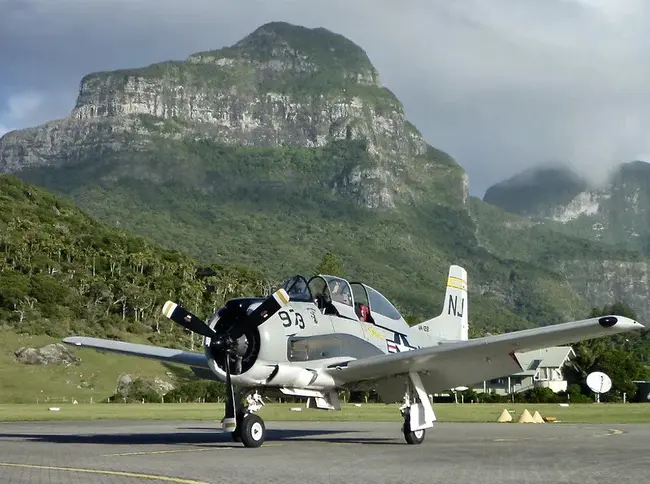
[[413, 265, 468, 342]]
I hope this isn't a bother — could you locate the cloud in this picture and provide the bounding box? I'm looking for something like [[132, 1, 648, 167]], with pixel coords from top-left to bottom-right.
[[0, 91, 44, 136], [1, 0, 649, 194]]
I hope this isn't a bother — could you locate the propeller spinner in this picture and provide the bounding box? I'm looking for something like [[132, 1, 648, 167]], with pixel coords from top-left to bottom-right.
[[161, 288, 290, 432]]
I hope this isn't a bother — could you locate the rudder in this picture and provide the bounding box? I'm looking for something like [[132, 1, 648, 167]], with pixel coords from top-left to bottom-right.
[[413, 265, 468, 342]]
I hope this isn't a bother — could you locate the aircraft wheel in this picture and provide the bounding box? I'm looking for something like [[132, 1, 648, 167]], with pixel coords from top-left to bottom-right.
[[240, 413, 265, 448], [402, 421, 425, 445]]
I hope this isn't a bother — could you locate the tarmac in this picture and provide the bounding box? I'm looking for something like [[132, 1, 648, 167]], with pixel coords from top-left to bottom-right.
[[0, 420, 648, 483]]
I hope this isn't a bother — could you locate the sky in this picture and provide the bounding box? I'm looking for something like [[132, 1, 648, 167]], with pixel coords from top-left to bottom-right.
[[1, 0, 649, 196]]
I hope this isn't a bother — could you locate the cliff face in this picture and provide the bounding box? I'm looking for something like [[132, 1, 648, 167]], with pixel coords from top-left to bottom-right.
[[483, 161, 650, 254], [556, 259, 650, 317], [0, 22, 465, 211]]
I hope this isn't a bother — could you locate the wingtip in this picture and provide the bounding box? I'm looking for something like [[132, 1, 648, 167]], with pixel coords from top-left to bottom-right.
[[598, 315, 646, 331], [62, 337, 83, 346]]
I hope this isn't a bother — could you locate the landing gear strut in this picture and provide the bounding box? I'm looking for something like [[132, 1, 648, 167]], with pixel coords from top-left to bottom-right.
[[399, 372, 436, 445], [228, 390, 266, 448]]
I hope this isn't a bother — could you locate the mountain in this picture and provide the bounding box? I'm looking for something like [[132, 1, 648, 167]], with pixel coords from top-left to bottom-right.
[[0, 22, 465, 211], [483, 165, 588, 217], [1, 21, 649, 330], [484, 161, 650, 255]]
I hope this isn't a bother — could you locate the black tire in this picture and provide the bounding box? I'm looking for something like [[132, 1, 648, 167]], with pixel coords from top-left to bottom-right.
[[240, 413, 265, 448], [403, 421, 425, 445]]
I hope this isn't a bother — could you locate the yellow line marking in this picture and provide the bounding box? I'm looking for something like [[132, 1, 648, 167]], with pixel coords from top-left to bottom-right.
[[446, 282, 467, 291], [275, 289, 289, 304], [104, 448, 217, 457], [446, 277, 467, 290], [163, 301, 177, 318], [448, 276, 466, 283], [0, 462, 209, 484]]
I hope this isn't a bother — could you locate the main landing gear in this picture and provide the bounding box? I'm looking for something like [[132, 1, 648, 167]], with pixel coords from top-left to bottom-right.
[[228, 391, 266, 448], [399, 372, 436, 445]]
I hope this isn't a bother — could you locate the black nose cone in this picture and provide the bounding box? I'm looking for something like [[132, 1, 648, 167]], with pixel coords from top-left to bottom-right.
[[598, 316, 618, 328]]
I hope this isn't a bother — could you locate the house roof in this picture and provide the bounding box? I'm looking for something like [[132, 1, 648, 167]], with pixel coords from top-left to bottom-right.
[[513, 346, 575, 376]]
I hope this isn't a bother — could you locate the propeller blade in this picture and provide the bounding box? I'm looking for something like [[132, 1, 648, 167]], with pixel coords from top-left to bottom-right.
[[222, 353, 237, 433], [227, 288, 291, 342], [162, 301, 218, 340], [247, 288, 291, 326]]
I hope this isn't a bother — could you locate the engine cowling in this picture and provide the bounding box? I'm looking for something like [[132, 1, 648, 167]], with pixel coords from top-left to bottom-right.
[[203, 297, 277, 386], [202, 297, 336, 390]]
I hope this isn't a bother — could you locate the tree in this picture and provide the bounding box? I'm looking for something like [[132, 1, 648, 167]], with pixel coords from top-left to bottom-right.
[[315, 252, 344, 277], [564, 301, 649, 401]]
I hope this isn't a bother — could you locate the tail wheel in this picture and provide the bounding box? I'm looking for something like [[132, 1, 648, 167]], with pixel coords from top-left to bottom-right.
[[240, 413, 265, 448], [402, 421, 425, 445]]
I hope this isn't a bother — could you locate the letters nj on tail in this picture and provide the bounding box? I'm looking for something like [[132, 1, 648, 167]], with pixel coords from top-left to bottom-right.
[[413, 265, 468, 342]]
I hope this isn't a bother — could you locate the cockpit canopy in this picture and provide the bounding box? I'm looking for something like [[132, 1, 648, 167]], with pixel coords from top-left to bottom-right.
[[279, 273, 405, 324]]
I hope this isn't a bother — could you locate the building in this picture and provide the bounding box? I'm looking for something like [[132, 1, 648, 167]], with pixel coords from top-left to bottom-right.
[[632, 381, 650, 403], [470, 346, 576, 395]]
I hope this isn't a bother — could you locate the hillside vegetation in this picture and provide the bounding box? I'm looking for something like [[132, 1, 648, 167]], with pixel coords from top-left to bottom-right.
[[0, 174, 268, 347], [17, 135, 613, 334], [0, 174, 647, 404]]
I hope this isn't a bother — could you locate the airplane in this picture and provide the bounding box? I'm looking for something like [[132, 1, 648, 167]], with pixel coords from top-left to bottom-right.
[[63, 265, 645, 448]]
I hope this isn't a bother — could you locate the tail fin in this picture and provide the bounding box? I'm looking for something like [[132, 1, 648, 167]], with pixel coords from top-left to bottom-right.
[[413, 265, 468, 342]]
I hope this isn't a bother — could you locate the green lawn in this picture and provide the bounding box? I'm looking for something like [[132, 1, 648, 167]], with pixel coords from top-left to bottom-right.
[[0, 330, 178, 404], [1, 402, 650, 424]]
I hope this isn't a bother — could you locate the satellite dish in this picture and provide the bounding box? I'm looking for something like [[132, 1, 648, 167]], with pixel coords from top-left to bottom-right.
[[586, 371, 612, 402], [450, 386, 468, 404]]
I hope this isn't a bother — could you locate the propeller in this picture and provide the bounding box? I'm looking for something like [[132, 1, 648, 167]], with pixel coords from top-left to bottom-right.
[[161, 288, 290, 432]]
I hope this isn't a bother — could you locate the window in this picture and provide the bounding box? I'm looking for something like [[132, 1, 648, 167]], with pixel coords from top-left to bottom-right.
[[365, 285, 402, 320]]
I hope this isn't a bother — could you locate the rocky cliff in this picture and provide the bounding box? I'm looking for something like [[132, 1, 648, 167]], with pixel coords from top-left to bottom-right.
[[1, 21, 648, 328], [483, 161, 650, 254], [0, 21, 466, 211]]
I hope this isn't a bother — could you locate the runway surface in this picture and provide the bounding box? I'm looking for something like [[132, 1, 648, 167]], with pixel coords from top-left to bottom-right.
[[0, 419, 648, 483]]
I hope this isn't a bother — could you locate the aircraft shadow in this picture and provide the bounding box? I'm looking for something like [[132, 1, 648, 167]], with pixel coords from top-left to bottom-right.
[[0, 428, 401, 446]]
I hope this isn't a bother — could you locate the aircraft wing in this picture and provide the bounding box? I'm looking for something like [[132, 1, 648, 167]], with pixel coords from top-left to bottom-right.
[[62, 337, 210, 368], [327, 315, 645, 393]]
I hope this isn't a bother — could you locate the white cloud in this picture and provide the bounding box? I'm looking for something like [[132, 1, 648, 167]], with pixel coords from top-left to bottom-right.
[[1, 0, 649, 194]]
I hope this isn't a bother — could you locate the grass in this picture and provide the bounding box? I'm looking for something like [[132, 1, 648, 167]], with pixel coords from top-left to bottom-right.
[[0, 330, 177, 404], [1, 403, 650, 424]]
